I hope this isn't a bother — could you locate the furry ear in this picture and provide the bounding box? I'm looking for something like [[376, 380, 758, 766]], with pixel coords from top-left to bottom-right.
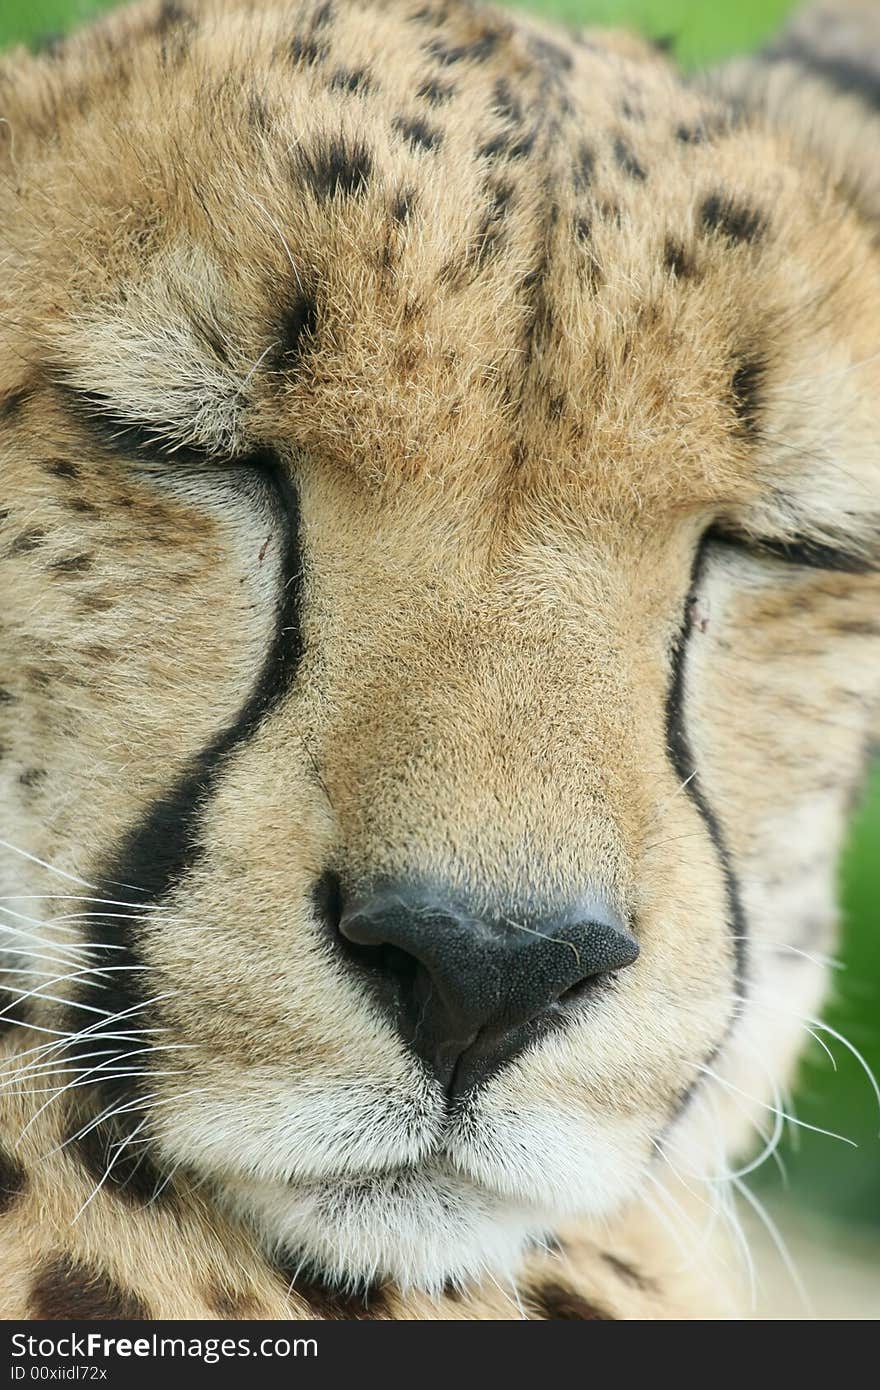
[[711, 1, 880, 225]]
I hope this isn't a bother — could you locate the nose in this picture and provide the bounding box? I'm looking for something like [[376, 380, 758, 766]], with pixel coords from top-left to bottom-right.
[[327, 879, 638, 1099]]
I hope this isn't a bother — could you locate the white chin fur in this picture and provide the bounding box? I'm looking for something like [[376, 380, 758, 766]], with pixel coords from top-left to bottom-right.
[[207, 1108, 647, 1294], [165, 1080, 649, 1293], [222, 1167, 552, 1295]]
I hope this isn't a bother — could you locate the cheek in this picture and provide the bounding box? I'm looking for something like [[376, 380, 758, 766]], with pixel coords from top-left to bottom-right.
[[141, 778, 402, 1075], [4, 465, 280, 867], [520, 905, 731, 1110], [693, 573, 880, 837]]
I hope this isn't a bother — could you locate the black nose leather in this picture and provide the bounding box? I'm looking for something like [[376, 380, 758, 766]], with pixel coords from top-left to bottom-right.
[[331, 881, 638, 1099]]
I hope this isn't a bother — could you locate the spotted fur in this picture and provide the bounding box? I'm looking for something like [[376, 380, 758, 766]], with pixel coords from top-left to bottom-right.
[[1, 0, 879, 1320]]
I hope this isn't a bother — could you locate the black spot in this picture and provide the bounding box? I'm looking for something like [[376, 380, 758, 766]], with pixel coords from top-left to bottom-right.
[[416, 77, 455, 106], [0, 388, 32, 422], [274, 295, 318, 372], [700, 192, 765, 245], [9, 528, 46, 555], [155, 2, 194, 64], [0, 1143, 26, 1213], [247, 92, 271, 133], [763, 39, 880, 113], [601, 1252, 652, 1290], [68, 1108, 172, 1207], [464, 179, 514, 271], [731, 356, 765, 435], [293, 134, 372, 199], [574, 215, 592, 243], [329, 66, 371, 94], [528, 1282, 616, 1319], [44, 459, 79, 480], [492, 78, 523, 124], [573, 143, 594, 191], [621, 98, 644, 122], [678, 111, 733, 146], [30, 1255, 148, 1321], [663, 237, 695, 278], [66, 497, 99, 517], [289, 35, 328, 66], [48, 553, 94, 575], [156, 0, 189, 32], [425, 31, 500, 66], [527, 35, 574, 72], [835, 618, 880, 637], [442, 1279, 465, 1302], [0, 998, 28, 1031], [18, 768, 47, 787], [77, 594, 114, 614], [0, 688, 16, 704], [613, 136, 646, 180], [391, 187, 417, 224], [392, 115, 443, 152], [539, 1233, 566, 1256], [277, 1258, 388, 1319], [312, 0, 334, 28], [478, 127, 536, 161], [486, 178, 514, 216], [208, 1285, 255, 1318]]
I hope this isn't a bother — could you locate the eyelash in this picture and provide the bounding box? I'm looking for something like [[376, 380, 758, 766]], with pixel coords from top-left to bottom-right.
[[705, 524, 876, 576], [60, 388, 290, 485]]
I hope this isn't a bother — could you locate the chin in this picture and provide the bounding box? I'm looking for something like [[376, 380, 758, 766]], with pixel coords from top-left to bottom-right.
[[164, 1079, 652, 1294], [224, 1168, 551, 1295]]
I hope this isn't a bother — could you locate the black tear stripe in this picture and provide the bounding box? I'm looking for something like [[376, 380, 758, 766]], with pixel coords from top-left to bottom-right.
[[69, 454, 305, 1196], [664, 540, 748, 1117]]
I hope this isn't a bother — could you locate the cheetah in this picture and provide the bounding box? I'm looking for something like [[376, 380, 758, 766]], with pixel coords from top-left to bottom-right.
[[1, 0, 879, 1320]]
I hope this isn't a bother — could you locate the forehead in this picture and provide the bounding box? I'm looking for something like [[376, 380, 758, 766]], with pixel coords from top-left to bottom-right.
[[3, 0, 849, 516]]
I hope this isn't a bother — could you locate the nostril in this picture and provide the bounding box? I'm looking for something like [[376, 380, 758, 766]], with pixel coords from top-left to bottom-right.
[[313, 873, 425, 987], [373, 941, 421, 984], [314, 875, 638, 1098]]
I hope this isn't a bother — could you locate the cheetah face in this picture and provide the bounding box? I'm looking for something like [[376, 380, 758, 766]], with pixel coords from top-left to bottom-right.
[[2, 0, 880, 1294]]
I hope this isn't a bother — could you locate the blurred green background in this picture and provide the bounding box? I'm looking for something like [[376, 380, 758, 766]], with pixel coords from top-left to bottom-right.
[[1, 0, 878, 1250]]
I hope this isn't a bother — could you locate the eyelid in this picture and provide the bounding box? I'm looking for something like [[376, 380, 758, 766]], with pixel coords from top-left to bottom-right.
[[705, 524, 878, 576], [59, 386, 234, 468]]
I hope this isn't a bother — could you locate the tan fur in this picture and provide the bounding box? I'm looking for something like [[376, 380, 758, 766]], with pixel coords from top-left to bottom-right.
[[0, 0, 879, 1319]]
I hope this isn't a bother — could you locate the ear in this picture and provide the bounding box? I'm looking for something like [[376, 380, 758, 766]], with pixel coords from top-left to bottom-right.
[[711, 1, 880, 225]]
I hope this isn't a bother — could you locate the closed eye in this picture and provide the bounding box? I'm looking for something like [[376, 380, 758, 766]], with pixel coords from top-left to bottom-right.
[[57, 385, 261, 470], [705, 523, 880, 576]]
